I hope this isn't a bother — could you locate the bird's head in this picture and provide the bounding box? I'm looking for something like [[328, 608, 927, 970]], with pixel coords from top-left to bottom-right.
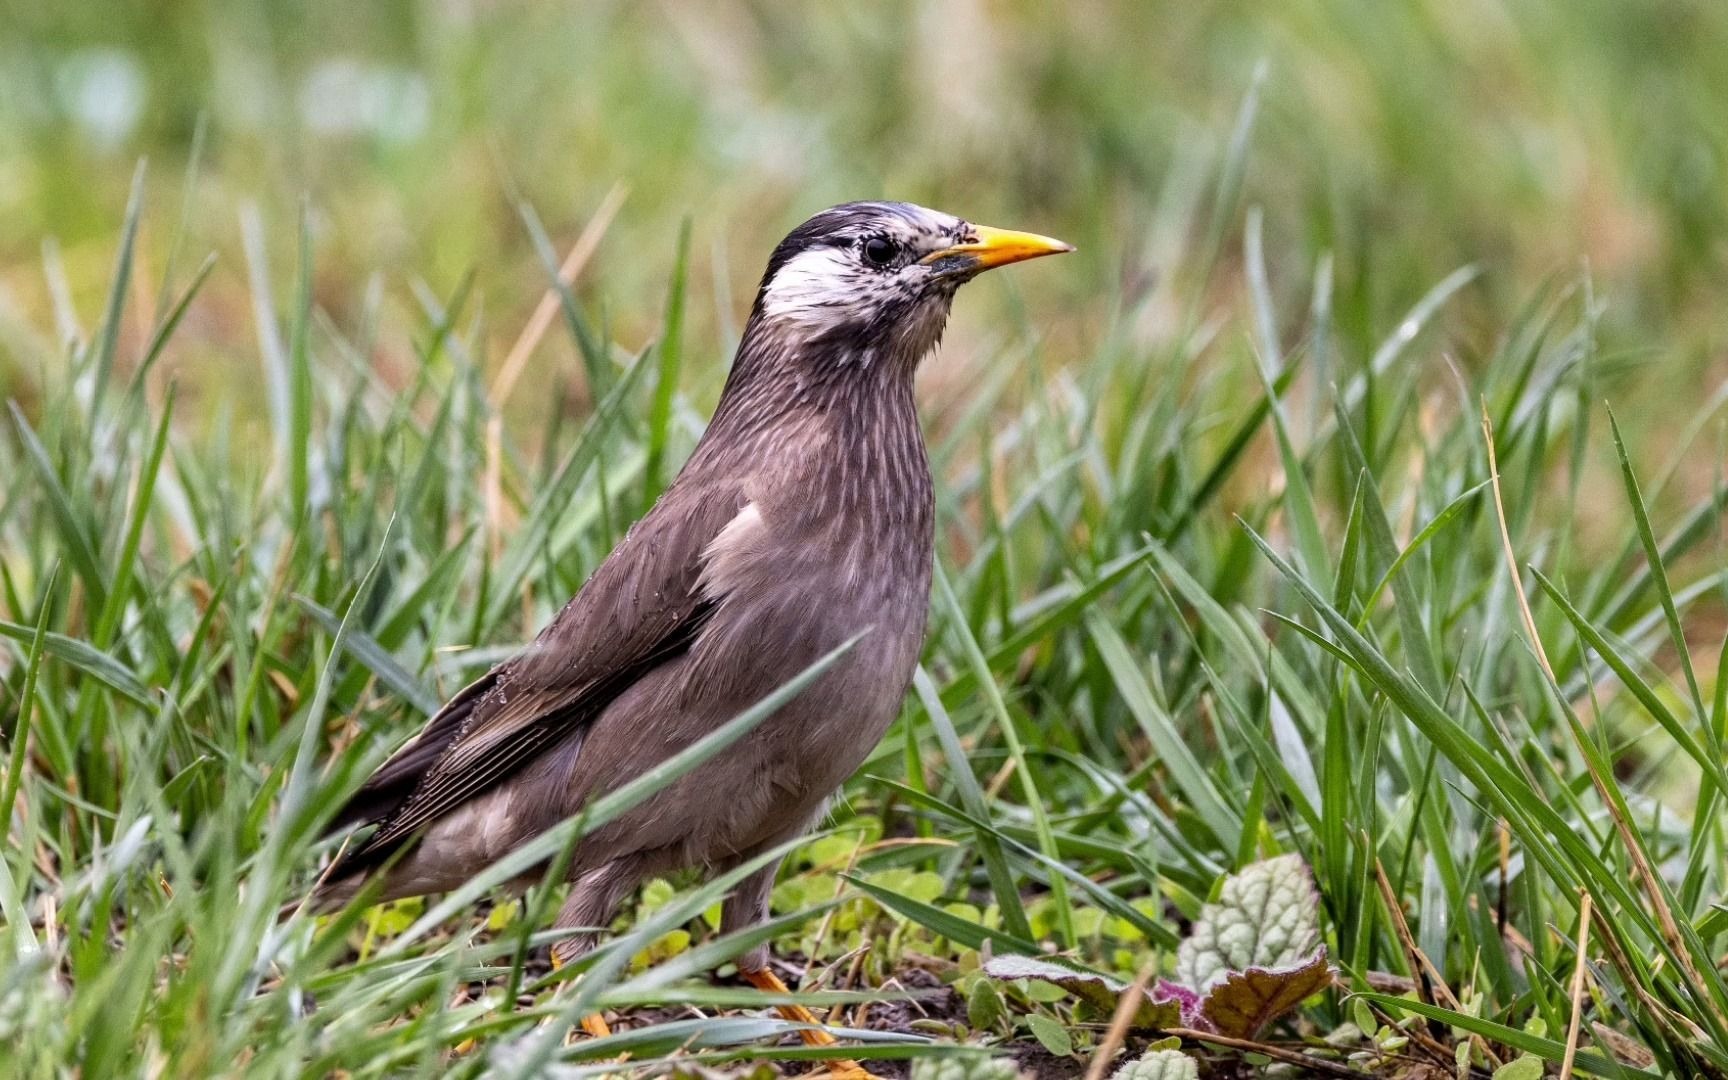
[[745, 201, 1072, 375]]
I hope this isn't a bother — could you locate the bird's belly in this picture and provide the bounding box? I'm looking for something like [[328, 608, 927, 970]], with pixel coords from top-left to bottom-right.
[[707, 594, 917, 776], [519, 582, 923, 866], [694, 592, 923, 853], [463, 559, 930, 880]]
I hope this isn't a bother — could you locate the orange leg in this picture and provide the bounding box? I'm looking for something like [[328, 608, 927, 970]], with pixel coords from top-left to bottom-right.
[[739, 966, 884, 1080], [551, 949, 618, 1045], [579, 1012, 614, 1040]]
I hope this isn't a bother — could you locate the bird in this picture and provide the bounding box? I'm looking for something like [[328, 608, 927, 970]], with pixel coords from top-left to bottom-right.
[[308, 201, 1071, 1074]]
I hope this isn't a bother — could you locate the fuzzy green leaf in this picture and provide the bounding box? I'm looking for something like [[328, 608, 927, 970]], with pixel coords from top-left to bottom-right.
[[1175, 854, 1321, 991], [1492, 1054, 1545, 1080], [967, 977, 1005, 1031], [1112, 1049, 1199, 1080]]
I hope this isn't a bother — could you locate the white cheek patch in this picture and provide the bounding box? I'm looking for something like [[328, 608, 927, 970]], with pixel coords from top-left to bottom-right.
[[760, 246, 878, 330]]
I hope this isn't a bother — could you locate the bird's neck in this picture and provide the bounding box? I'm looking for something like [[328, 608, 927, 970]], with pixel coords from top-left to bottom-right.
[[704, 315, 920, 443], [695, 316, 935, 535]]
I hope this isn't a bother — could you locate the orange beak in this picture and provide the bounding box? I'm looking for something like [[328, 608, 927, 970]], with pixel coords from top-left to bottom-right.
[[920, 223, 1074, 275]]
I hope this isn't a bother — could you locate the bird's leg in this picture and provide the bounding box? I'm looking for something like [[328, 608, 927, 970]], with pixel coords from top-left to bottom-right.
[[736, 962, 882, 1080], [549, 858, 649, 1044], [579, 1013, 613, 1041], [549, 948, 616, 1040], [737, 963, 830, 1037], [724, 859, 884, 1080]]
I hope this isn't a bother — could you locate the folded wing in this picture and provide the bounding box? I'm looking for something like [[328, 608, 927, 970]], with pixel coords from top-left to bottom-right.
[[323, 479, 742, 882]]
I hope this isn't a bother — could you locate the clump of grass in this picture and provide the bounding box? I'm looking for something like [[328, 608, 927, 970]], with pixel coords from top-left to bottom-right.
[[2, 94, 1726, 1080]]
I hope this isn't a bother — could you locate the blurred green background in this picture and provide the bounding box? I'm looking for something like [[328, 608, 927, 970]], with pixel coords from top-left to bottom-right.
[[3, 0, 1725, 429], [6, 5, 1728, 1071]]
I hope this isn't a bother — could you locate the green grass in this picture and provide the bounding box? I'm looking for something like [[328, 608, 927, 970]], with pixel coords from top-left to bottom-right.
[[4, 4, 1728, 1078]]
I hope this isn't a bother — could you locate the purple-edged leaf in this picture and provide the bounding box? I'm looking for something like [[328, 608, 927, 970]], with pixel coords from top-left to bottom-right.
[[984, 955, 1125, 1015], [1198, 947, 1334, 1037], [1175, 853, 1321, 990], [983, 956, 1182, 1028], [1150, 979, 1207, 1030]]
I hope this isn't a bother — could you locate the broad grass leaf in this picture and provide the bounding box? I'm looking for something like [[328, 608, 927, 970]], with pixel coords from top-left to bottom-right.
[[1024, 1013, 1073, 1057], [0, 618, 152, 708]]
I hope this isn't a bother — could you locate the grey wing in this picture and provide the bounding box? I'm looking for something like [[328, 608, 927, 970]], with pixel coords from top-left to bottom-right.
[[322, 479, 742, 881]]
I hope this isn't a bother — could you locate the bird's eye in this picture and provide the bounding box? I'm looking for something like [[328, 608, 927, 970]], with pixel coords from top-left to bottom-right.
[[860, 236, 899, 268]]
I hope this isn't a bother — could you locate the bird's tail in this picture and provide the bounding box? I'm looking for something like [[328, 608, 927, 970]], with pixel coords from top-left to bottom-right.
[[279, 836, 367, 922]]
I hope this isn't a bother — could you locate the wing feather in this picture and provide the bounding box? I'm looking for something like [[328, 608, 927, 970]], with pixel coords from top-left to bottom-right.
[[324, 479, 742, 880], [327, 669, 499, 830]]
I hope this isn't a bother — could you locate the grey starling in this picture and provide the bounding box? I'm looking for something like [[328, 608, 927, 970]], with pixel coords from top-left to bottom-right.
[[313, 202, 1070, 1068]]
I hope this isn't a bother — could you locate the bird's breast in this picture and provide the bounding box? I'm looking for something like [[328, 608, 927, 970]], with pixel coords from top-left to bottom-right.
[[688, 468, 932, 727], [700, 491, 933, 639]]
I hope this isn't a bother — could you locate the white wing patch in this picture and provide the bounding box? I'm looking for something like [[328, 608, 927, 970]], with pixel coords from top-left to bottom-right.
[[700, 501, 769, 601]]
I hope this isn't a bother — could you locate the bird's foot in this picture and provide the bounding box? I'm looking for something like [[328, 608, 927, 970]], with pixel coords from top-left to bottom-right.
[[578, 1012, 613, 1040], [549, 949, 623, 1050], [739, 966, 887, 1080], [565, 1007, 629, 1064]]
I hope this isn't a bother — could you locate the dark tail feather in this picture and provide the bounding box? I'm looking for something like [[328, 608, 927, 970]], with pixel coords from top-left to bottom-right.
[[325, 670, 499, 835], [304, 673, 499, 905], [282, 836, 368, 920]]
